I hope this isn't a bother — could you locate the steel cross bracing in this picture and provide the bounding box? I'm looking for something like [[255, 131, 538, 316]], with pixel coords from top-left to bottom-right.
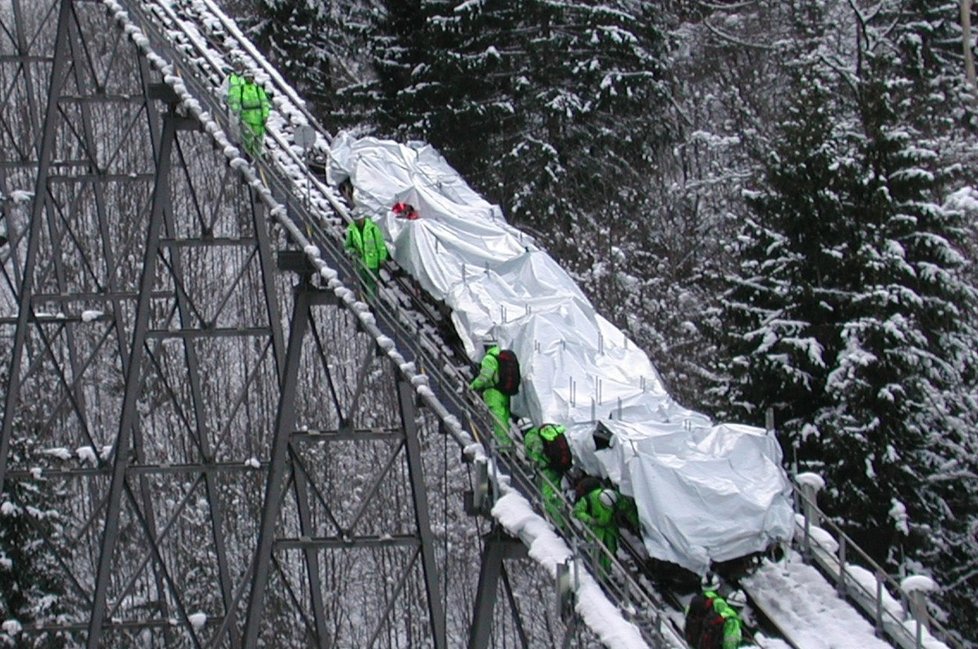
[[127, 1, 681, 647], [0, 1, 619, 648]]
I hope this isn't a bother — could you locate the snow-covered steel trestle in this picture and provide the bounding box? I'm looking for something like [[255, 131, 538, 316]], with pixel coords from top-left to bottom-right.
[[0, 0, 606, 647]]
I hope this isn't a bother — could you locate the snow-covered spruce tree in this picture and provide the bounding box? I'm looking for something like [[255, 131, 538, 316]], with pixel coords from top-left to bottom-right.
[[821, 63, 978, 637], [0, 437, 69, 648], [704, 47, 855, 437], [709, 28, 978, 635], [364, 0, 453, 136], [364, 1, 671, 256], [251, 0, 336, 113], [880, 0, 978, 134]]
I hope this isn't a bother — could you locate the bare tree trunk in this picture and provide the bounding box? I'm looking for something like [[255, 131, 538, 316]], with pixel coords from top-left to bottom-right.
[[963, 0, 977, 92]]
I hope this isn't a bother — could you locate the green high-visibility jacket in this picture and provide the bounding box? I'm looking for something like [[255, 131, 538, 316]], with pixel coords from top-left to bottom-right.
[[470, 346, 501, 392], [345, 218, 388, 270], [524, 424, 567, 471], [574, 487, 615, 529], [227, 75, 270, 126], [702, 591, 743, 649]]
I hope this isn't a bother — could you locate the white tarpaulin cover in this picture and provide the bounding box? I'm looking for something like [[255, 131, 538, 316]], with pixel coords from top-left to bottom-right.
[[327, 132, 794, 574]]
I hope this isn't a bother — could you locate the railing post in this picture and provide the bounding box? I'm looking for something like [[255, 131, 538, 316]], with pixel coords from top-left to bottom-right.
[[875, 569, 885, 638], [836, 534, 847, 596], [901, 575, 937, 649], [794, 472, 824, 561]]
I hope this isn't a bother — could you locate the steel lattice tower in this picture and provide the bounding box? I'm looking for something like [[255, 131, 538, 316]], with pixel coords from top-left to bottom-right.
[[0, 1, 615, 647]]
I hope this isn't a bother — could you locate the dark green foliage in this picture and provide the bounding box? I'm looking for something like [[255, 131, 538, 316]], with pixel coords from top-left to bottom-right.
[[0, 439, 69, 648], [880, 0, 976, 132], [709, 27, 978, 639], [251, 0, 374, 115], [365, 1, 673, 255]]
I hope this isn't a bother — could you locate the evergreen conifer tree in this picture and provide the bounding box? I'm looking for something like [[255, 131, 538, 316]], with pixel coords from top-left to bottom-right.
[[0, 438, 68, 648], [707, 49, 854, 439], [251, 0, 337, 113]]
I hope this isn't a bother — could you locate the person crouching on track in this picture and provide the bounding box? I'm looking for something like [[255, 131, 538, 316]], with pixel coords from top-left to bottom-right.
[[573, 486, 620, 576], [522, 422, 572, 528], [341, 181, 389, 299], [684, 573, 745, 649]]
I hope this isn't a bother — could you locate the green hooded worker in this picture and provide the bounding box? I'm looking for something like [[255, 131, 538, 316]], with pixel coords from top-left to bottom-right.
[[573, 486, 620, 575], [470, 344, 513, 449], [523, 423, 571, 527], [226, 60, 271, 157], [344, 209, 388, 298], [685, 574, 744, 649]]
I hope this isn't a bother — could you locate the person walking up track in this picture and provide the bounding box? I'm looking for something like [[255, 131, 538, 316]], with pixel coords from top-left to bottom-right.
[[470, 341, 520, 450], [225, 58, 271, 158], [341, 180, 388, 298], [523, 422, 573, 528]]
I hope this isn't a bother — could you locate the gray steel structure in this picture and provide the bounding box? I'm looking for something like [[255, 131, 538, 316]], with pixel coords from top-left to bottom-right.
[[0, 1, 928, 649], [0, 1, 586, 647]]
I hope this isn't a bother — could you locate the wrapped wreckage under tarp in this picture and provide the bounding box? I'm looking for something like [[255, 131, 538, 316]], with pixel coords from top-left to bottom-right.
[[327, 132, 794, 574]]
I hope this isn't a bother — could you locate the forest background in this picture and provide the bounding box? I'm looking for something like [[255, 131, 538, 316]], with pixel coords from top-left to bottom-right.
[[219, 0, 978, 644]]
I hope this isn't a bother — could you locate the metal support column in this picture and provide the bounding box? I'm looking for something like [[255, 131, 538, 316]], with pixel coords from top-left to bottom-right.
[[469, 528, 529, 649], [397, 379, 448, 649], [87, 109, 179, 648], [0, 0, 72, 493], [242, 282, 317, 648]]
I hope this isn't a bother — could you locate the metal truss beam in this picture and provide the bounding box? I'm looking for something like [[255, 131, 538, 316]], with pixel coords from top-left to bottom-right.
[[0, 1, 577, 648]]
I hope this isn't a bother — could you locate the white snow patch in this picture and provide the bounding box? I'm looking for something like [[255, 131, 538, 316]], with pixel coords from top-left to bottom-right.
[[76, 446, 98, 464], [42, 447, 73, 461], [744, 557, 892, 649], [491, 494, 649, 649], [1, 620, 21, 636], [795, 472, 825, 491], [901, 575, 937, 594]]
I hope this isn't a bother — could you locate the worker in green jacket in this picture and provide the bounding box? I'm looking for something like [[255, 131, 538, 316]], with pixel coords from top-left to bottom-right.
[[685, 575, 744, 649], [469, 344, 512, 450], [226, 60, 271, 157], [573, 486, 620, 575], [523, 423, 571, 528], [344, 211, 388, 298]]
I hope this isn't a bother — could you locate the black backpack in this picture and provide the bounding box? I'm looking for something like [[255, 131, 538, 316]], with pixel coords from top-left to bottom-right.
[[685, 593, 726, 649], [495, 349, 521, 396], [541, 428, 572, 472], [574, 476, 602, 502]]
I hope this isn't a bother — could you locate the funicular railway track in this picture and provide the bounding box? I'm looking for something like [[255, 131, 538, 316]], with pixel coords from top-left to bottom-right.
[[106, 2, 941, 648], [118, 0, 698, 645]]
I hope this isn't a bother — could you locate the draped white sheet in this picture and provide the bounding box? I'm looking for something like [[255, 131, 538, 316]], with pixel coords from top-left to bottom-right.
[[328, 132, 794, 573]]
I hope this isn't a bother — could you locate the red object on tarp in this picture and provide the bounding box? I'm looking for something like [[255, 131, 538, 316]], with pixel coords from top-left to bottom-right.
[[392, 202, 419, 220]]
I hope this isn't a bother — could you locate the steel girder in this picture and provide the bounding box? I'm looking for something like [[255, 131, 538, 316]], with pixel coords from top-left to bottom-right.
[[0, 1, 592, 647], [0, 1, 458, 646]]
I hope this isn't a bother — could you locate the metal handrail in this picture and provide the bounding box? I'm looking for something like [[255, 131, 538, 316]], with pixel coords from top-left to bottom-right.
[[793, 480, 961, 649]]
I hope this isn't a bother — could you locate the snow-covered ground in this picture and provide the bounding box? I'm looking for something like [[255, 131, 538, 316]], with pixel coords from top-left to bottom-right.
[[745, 555, 895, 649]]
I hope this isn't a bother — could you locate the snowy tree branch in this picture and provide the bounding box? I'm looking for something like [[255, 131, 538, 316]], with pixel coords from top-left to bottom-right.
[[701, 19, 775, 51]]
